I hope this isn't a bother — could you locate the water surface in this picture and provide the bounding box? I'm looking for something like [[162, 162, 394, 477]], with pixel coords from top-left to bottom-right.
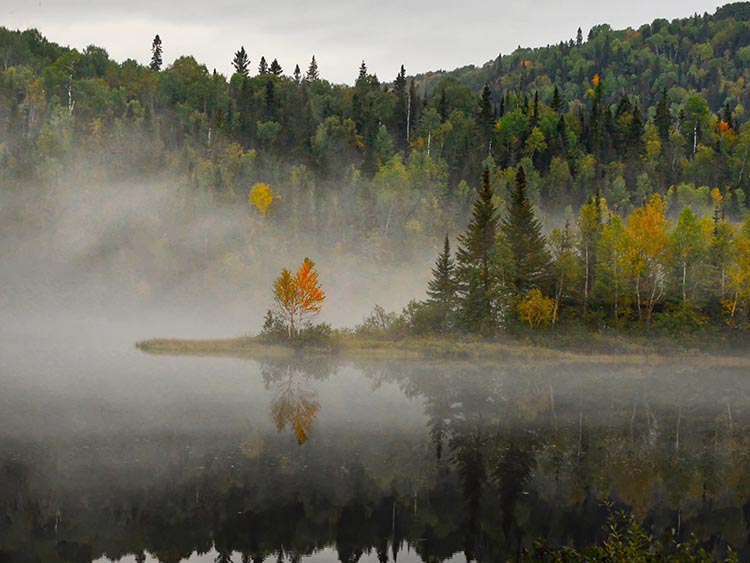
[[2, 316, 750, 562]]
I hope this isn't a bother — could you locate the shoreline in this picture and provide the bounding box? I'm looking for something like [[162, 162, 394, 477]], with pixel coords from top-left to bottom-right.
[[135, 333, 750, 367]]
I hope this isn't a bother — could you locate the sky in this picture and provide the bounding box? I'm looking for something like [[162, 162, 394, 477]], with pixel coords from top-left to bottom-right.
[[2, 0, 722, 84]]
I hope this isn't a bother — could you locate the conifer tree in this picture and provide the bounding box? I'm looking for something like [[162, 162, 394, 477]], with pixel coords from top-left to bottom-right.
[[270, 58, 282, 76], [654, 88, 671, 143], [576, 27, 583, 47], [551, 85, 562, 113], [305, 55, 319, 81], [293, 64, 301, 83], [427, 234, 457, 331], [394, 65, 408, 149], [456, 168, 502, 333], [149, 34, 162, 71], [232, 46, 249, 76], [502, 167, 550, 294], [478, 84, 494, 154], [358, 60, 367, 79], [258, 56, 268, 75]]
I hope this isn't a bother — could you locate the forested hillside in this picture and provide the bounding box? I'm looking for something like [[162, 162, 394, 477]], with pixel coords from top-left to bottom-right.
[[4, 4, 750, 328]]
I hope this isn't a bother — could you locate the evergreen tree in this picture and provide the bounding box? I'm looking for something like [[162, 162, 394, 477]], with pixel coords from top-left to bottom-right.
[[478, 84, 494, 154], [293, 64, 301, 83], [258, 56, 268, 75], [502, 167, 550, 294], [576, 27, 583, 47], [394, 65, 408, 149], [408, 78, 420, 141], [269, 58, 282, 76], [551, 85, 562, 113], [305, 55, 319, 81], [654, 88, 671, 143], [722, 102, 734, 130], [427, 234, 457, 331], [232, 46, 249, 76], [456, 168, 502, 333], [149, 34, 162, 71], [358, 60, 368, 79]]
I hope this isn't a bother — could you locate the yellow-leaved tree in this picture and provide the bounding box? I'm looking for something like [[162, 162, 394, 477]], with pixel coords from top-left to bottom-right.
[[622, 193, 670, 324], [518, 289, 555, 329], [272, 258, 325, 338], [249, 182, 276, 215]]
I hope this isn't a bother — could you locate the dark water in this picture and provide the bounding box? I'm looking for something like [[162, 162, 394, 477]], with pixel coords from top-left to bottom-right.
[[3, 316, 750, 562]]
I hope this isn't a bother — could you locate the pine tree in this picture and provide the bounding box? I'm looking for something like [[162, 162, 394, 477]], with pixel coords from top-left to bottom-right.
[[478, 84, 494, 154], [456, 168, 501, 333], [258, 56, 268, 75], [305, 55, 319, 81], [149, 34, 162, 71], [427, 235, 457, 331], [358, 60, 367, 79], [269, 58, 282, 76], [394, 65, 408, 149], [576, 27, 583, 47], [551, 85, 562, 113], [293, 64, 301, 83], [232, 46, 249, 76], [502, 167, 550, 294], [654, 88, 671, 143]]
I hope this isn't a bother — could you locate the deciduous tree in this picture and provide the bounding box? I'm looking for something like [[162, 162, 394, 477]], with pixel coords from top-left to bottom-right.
[[272, 258, 326, 338]]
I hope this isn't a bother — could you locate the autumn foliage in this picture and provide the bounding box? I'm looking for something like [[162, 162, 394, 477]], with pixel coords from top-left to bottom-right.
[[518, 289, 555, 329], [272, 258, 326, 338], [249, 182, 276, 215]]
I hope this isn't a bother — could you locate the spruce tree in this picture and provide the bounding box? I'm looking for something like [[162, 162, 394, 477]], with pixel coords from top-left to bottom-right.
[[269, 58, 282, 76], [551, 85, 562, 113], [456, 168, 501, 333], [502, 167, 550, 294], [293, 64, 301, 83], [149, 34, 162, 71], [478, 84, 494, 153], [232, 46, 249, 76], [258, 56, 268, 75], [427, 234, 457, 331], [654, 88, 671, 143], [305, 55, 319, 81], [576, 27, 583, 47]]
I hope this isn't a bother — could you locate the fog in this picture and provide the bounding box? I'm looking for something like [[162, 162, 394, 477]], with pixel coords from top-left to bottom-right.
[[0, 159, 437, 340]]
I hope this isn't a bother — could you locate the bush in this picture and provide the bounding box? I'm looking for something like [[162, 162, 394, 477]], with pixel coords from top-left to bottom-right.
[[259, 309, 336, 349]]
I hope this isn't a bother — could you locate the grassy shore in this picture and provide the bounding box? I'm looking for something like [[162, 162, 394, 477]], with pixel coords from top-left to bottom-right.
[[135, 331, 750, 366]]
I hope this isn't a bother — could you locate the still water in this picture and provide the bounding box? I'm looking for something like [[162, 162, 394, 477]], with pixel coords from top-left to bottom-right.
[[3, 315, 750, 562]]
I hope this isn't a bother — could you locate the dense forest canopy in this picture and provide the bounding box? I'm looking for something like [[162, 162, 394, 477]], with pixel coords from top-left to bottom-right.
[[5, 3, 750, 329]]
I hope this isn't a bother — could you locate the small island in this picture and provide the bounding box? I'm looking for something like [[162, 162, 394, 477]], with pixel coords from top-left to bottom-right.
[[139, 166, 750, 366]]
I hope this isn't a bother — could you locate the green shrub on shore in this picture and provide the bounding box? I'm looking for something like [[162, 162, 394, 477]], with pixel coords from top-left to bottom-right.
[[523, 511, 737, 562]]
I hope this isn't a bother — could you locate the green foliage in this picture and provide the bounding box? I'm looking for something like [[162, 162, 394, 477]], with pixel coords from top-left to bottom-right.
[[455, 168, 503, 333], [259, 309, 335, 349], [524, 511, 738, 562], [502, 167, 550, 294]]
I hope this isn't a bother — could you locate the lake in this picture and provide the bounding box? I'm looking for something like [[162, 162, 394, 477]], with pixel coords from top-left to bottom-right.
[[2, 313, 750, 562]]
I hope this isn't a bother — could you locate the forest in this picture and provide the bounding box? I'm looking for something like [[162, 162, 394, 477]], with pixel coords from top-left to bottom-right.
[[5, 3, 750, 333]]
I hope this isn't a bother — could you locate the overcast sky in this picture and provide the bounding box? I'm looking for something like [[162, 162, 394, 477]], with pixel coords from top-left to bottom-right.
[[2, 0, 722, 84]]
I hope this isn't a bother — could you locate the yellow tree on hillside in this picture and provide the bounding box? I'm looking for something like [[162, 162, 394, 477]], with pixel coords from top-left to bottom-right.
[[249, 182, 276, 215], [273, 258, 326, 338], [622, 193, 670, 324]]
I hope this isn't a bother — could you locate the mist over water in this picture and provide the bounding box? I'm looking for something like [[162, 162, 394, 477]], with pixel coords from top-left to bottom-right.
[[4, 304, 750, 561]]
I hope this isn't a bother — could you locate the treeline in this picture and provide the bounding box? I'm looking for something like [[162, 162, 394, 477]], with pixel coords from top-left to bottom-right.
[[394, 166, 750, 334], [5, 5, 750, 259]]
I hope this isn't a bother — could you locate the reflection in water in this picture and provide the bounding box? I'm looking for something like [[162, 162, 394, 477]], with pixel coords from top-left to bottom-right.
[[263, 361, 327, 445], [3, 359, 750, 561]]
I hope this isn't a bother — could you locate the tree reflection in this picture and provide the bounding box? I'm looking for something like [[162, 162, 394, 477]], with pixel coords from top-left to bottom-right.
[[262, 360, 331, 445], [5, 361, 750, 561]]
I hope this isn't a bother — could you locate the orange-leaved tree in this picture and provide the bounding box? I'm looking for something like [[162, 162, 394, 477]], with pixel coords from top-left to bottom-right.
[[272, 258, 325, 338]]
